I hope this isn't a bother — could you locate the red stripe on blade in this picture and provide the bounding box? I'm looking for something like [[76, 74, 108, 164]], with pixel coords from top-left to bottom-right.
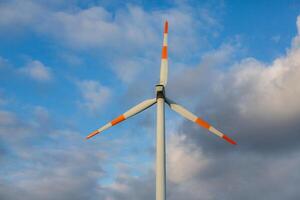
[[164, 21, 168, 33], [86, 130, 100, 139], [195, 118, 210, 129], [162, 46, 168, 59], [222, 135, 237, 145], [111, 115, 125, 126]]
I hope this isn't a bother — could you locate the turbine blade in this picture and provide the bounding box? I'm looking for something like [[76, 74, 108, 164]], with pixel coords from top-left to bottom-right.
[[166, 98, 237, 145], [86, 98, 157, 139], [159, 21, 168, 86]]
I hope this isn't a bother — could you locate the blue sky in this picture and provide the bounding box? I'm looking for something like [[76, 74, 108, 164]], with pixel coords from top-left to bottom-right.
[[1, 1, 300, 199]]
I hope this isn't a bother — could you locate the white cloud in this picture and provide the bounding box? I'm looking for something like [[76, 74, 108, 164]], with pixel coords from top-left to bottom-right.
[[112, 57, 154, 83], [37, 4, 216, 57], [167, 133, 209, 184], [0, 1, 45, 31], [44, 6, 119, 49], [212, 16, 300, 122], [18, 60, 53, 81], [225, 46, 300, 120], [33, 106, 49, 119], [0, 106, 110, 200], [77, 80, 111, 112], [0, 110, 17, 126], [167, 43, 237, 102], [0, 1, 221, 83]]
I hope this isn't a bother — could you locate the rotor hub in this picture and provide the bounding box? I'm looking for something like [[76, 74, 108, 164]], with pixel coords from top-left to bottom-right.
[[155, 84, 165, 99]]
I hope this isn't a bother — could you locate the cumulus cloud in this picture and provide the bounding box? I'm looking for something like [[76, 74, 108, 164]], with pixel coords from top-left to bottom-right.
[[0, 1, 218, 51], [0, 0, 221, 84], [167, 133, 209, 184], [0, 0, 45, 31], [226, 51, 300, 120], [77, 80, 111, 112], [0, 107, 109, 200], [112, 58, 149, 83], [5, 149, 105, 200], [18, 60, 53, 81], [37, 5, 217, 54], [167, 43, 237, 101], [0, 110, 17, 126], [44, 6, 119, 49]]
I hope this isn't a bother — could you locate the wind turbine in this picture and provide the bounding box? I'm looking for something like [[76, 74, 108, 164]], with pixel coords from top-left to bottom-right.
[[86, 21, 237, 200]]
